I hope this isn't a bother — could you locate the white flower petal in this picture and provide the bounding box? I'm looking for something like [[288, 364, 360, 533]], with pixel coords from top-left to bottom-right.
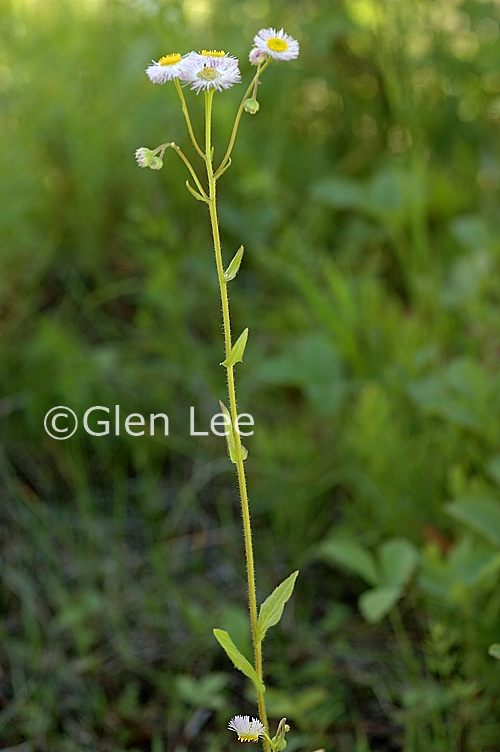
[[228, 715, 266, 742], [180, 52, 241, 93], [145, 53, 190, 84], [253, 27, 299, 61]]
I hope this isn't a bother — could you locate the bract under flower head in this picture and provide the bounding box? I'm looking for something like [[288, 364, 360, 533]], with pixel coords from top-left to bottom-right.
[[253, 27, 299, 61], [146, 52, 188, 84], [181, 52, 241, 93], [228, 716, 266, 743]]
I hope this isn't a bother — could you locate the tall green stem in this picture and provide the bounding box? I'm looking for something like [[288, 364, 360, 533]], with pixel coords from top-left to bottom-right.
[[204, 90, 269, 750]]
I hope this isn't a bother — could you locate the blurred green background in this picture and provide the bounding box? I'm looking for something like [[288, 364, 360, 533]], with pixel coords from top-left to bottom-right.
[[2, 0, 500, 749]]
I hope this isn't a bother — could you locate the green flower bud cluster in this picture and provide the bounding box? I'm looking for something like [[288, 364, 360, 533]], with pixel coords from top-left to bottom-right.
[[135, 147, 163, 170]]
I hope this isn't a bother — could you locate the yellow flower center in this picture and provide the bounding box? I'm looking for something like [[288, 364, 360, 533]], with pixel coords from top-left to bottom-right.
[[237, 733, 260, 743], [267, 38, 288, 52], [197, 67, 219, 81], [159, 53, 182, 66], [202, 49, 225, 57]]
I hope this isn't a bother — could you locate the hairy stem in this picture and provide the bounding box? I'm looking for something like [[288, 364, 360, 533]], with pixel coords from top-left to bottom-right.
[[204, 89, 270, 750]]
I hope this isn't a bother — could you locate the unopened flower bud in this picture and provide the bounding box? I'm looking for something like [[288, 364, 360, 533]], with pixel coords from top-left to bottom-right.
[[135, 147, 155, 168], [243, 97, 260, 115], [149, 156, 163, 170], [249, 47, 267, 66]]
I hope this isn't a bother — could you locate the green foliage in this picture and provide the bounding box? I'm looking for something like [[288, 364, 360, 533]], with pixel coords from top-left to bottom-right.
[[319, 536, 418, 622], [224, 245, 245, 281], [220, 327, 249, 367], [488, 644, 500, 660], [213, 629, 265, 693], [446, 497, 500, 547], [218, 399, 248, 462], [257, 571, 299, 643]]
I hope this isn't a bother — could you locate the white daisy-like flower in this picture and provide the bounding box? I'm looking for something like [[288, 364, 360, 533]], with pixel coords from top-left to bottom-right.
[[253, 27, 300, 61], [181, 50, 241, 93], [146, 52, 188, 84], [228, 715, 266, 743]]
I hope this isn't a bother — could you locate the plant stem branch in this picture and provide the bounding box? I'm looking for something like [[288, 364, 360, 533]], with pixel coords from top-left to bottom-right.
[[204, 89, 270, 751], [174, 78, 205, 159], [214, 58, 272, 179], [167, 142, 208, 199]]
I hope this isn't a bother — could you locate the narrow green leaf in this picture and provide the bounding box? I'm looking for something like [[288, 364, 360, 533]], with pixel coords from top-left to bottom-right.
[[488, 643, 500, 660], [221, 328, 249, 368], [215, 156, 232, 179], [358, 585, 402, 624], [219, 400, 248, 463], [224, 245, 244, 282], [257, 570, 299, 643], [185, 180, 208, 202], [213, 629, 265, 692]]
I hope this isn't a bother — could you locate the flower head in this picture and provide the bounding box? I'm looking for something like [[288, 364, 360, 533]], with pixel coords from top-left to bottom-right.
[[181, 51, 241, 93], [249, 47, 267, 66], [228, 716, 266, 743], [135, 147, 154, 167], [253, 28, 299, 61], [146, 52, 188, 84], [135, 147, 162, 170]]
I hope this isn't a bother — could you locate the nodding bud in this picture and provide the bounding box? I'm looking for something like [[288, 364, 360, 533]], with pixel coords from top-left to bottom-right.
[[243, 97, 260, 115], [135, 147, 155, 167], [149, 156, 163, 170], [249, 47, 267, 65]]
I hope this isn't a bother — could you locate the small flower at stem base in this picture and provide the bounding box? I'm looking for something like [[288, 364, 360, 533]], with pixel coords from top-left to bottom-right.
[[243, 97, 260, 115], [228, 715, 266, 743]]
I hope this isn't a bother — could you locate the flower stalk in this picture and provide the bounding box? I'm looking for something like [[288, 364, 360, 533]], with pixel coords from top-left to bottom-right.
[[204, 87, 269, 743]]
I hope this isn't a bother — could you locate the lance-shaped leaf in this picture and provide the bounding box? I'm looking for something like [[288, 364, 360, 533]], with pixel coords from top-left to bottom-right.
[[221, 328, 249, 368], [257, 570, 299, 643], [185, 180, 208, 203], [213, 629, 265, 693], [224, 245, 245, 282], [219, 400, 248, 463]]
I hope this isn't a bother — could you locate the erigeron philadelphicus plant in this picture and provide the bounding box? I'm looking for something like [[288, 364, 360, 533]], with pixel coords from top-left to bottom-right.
[[136, 28, 300, 752]]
